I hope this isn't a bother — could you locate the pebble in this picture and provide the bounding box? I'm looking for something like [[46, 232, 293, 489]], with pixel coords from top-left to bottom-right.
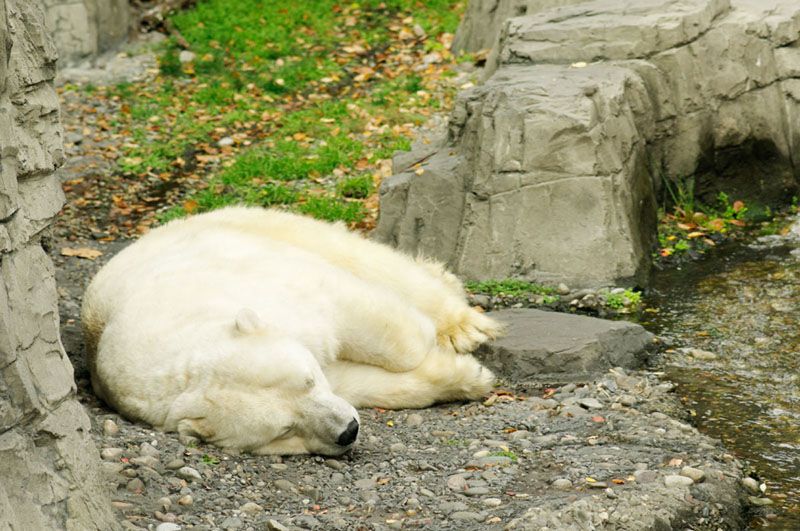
[[240, 501, 263, 513], [483, 497, 502, 507], [139, 442, 160, 458], [266, 520, 290, 531], [749, 496, 774, 506], [355, 478, 376, 489], [270, 463, 288, 471], [464, 486, 490, 496], [680, 466, 705, 483], [155, 524, 181, 531], [742, 477, 761, 495], [324, 459, 344, 470], [557, 283, 570, 295], [177, 495, 193, 506], [155, 511, 177, 523], [390, 443, 407, 453], [126, 478, 145, 494], [102, 419, 119, 436], [165, 459, 185, 470], [177, 467, 202, 482], [218, 136, 234, 147], [406, 413, 424, 426], [619, 394, 637, 407], [131, 456, 159, 468], [552, 478, 573, 490], [634, 470, 657, 484], [157, 497, 171, 511], [579, 398, 603, 409], [587, 481, 608, 488], [447, 474, 467, 491], [178, 50, 196, 63], [686, 348, 718, 361], [664, 474, 694, 488], [451, 511, 483, 522], [219, 516, 243, 529], [274, 479, 295, 491], [101, 447, 124, 461]]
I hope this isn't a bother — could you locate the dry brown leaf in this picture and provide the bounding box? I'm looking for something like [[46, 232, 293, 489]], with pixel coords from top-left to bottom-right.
[[61, 247, 103, 260]]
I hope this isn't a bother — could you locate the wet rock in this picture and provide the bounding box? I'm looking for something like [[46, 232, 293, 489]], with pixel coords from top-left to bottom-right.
[[742, 477, 761, 495], [476, 309, 653, 379], [749, 496, 774, 506], [103, 419, 119, 436]]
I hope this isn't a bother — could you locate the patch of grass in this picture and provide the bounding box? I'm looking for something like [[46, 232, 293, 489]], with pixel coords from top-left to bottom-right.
[[337, 175, 374, 199], [297, 195, 365, 224], [465, 279, 557, 298], [604, 289, 642, 310], [490, 450, 518, 462], [201, 453, 220, 466], [444, 438, 467, 447]]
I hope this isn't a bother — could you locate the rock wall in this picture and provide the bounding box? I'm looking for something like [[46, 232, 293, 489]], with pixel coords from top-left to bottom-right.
[[44, 0, 130, 65], [0, 1, 118, 528], [377, 0, 800, 287]]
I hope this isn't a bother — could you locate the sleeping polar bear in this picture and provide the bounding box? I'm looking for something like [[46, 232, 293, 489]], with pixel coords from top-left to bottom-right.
[[82, 206, 502, 455]]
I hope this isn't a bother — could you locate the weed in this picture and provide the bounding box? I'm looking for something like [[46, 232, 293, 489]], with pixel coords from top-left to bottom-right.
[[490, 450, 518, 462], [201, 454, 220, 465], [337, 175, 374, 199], [604, 289, 642, 310], [297, 196, 365, 224], [465, 279, 557, 298]]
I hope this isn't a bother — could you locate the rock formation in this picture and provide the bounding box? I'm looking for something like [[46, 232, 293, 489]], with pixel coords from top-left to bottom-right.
[[377, 0, 800, 287], [44, 0, 130, 65], [0, 1, 118, 528]]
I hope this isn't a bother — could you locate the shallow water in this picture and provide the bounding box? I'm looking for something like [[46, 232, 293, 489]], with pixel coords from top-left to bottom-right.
[[644, 229, 800, 528]]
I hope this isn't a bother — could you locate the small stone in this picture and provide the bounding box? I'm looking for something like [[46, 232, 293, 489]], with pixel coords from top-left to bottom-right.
[[155, 524, 181, 531], [587, 481, 608, 488], [579, 398, 603, 409], [355, 478, 375, 489], [177, 467, 202, 482], [165, 459, 185, 470], [390, 443, 407, 453], [472, 450, 490, 458], [664, 474, 694, 488], [552, 478, 572, 490], [240, 501, 263, 513], [685, 348, 717, 361], [325, 459, 344, 471], [419, 488, 435, 497], [139, 442, 160, 458], [557, 283, 570, 295], [451, 511, 483, 522], [103, 419, 119, 436], [157, 497, 172, 511], [619, 394, 637, 407], [218, 136, 234, 147], [680, 466, 705, 483], [131, 456, 159, 468], [101, 447, 124, 461], [742, 477, 761, 495], [101, 462, 124, 475], [177, 495, 193, 506], [219, 516, 243, 529], [270, 463, 288, 471], [273, 481, 300, 497], [266, 520, 290, 531], [155, 511, 177, 523], [483, 497, 502, 507], [464, 486, 490, 496], [447, 474, 467, 491], [406, 413, 424, 426], [749, 496, 774, 506], [178, 50, 196, 63], [509, 430, 531, 440], [126, 478, 145, 494], [605, 487, 617, 499]]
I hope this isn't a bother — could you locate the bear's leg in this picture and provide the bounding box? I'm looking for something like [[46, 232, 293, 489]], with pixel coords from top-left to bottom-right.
[[324, 348, 495, 409], [216, 207, 503, 353], [333, 283, 436, 373]]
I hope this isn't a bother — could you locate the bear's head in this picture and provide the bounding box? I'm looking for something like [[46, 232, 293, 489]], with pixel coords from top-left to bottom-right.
[[180, 309, 360, 455]]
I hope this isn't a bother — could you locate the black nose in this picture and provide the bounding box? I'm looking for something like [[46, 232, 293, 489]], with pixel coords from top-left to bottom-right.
[[336, 418, 359, 446]]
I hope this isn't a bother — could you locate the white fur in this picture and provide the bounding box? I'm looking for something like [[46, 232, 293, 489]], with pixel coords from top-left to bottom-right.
[[82, 206, 502, 455]]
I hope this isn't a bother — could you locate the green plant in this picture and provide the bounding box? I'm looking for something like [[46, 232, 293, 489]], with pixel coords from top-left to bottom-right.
[[337, 175, 374, 199], [465, 279, 556, 298], [604, 289, 642, 310], [490, 450, 518, 462], [297, 196, 365, 224], [202, 454, 220, 465]]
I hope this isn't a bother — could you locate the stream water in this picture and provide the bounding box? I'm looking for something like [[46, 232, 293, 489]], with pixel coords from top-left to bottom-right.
[[644, 222, 800, 529]]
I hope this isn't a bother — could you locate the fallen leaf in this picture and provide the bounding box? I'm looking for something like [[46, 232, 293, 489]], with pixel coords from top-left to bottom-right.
[[668, 458, 683, 467], [591, 416, 605, 423], [732, 200, 745, 212], [612, 479, 625, 485], [61, 247, 103, 260], [687, 231, 706, 239]]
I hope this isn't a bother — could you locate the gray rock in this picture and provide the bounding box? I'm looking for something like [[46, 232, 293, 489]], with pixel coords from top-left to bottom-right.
[[749, 496, 774, 506], [742, 477, 761, 495], [101, 447, 124, 461], [266, 520, 290, 531], [451, 511, 483, 522], [45, 0, 129, 66], [552, 478, 573, 490], [155, 524, 181, 531], [130, 456, 159, 468], [579, 398, 603, 410], [240, 502, 263, 513], [406, 413, 424, 426], [274, 479, 296, 492], [165, 459, 185, 470], [126, 478, 145, 494], [219, 516, 243, 529], [664, 475, 694, 488], [177, 467, 202, 482], [680, 466, 706, 483], [139, 442, 160, 458], [476, 309, 653, 379], [102, 419, 119, 436]]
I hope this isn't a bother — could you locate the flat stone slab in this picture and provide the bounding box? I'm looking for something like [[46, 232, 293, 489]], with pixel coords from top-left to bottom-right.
[[476, 309, 654, 381]]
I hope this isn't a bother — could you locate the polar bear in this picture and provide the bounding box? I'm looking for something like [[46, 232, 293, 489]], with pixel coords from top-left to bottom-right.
[[82, 206, 502, 455]]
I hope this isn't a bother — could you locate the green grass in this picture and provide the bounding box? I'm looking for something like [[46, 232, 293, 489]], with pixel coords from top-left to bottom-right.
[[465, 279, 557, 298], [490, 450, 518, 462], [603, 289, 641, 310], [105, 0, 465, 226]]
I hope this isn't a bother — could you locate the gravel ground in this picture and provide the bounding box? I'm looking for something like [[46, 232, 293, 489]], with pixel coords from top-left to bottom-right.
[[49, 43, 753, 531], [50, 241, 750, 531]]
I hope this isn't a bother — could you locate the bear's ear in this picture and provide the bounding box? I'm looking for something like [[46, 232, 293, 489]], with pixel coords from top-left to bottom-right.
[[234, 308, 266, 335]]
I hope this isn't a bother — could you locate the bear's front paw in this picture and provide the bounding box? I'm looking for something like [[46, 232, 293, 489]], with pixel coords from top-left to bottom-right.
[[438, 308, 505, 354]]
